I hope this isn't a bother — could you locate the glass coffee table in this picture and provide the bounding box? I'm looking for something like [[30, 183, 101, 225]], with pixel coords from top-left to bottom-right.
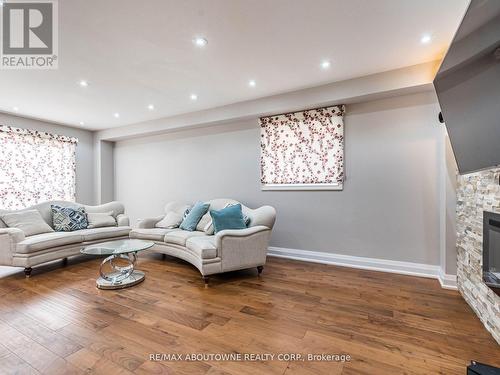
[[81, 239, 154, 290]]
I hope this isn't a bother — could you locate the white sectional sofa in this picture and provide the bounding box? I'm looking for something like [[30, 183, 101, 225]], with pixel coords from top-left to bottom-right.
[[0, 201, 131, 277], [130, 198, 276, 284]]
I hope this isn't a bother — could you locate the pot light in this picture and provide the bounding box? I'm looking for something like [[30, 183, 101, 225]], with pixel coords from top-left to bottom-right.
[[420, 34, 432, 44], [0, 1, 4, 7], [113, 113, 120, 118], [79, 80, 88, 87], [147, 104, 155, 110], [193, 37, 208, 47], [13, 106, 19, 112], [190, 94, 198, 101], [248, 80, 256, 87], [321, 60, 331, 69], [79, 121, 85, 126]]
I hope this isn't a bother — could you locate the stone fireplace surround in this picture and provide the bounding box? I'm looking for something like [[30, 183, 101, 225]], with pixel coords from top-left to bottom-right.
[[457, 167, 500, 344]]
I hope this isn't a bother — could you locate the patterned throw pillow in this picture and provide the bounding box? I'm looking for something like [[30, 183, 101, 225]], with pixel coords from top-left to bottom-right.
[[51, 204, 88, 232], [182, 207, 190, 220]]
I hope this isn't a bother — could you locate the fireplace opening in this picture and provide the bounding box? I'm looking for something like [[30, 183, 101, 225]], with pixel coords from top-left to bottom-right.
[[483, 211, 500, 291]]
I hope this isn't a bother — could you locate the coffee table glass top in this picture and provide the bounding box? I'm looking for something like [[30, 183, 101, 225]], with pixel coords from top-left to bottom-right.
[[81, 239, 154, 256]]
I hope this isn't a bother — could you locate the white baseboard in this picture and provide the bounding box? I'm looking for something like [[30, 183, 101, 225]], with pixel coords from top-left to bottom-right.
[[437, 269, 458, 290], [267, 246, 457, 290]]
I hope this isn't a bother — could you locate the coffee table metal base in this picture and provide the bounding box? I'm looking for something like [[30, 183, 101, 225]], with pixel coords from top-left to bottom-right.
[[96, 270, 145, 290], [81, 240, 154, 290], [96, 252, 145, 290]]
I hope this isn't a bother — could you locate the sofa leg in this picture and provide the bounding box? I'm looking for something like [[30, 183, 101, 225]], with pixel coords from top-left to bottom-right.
[[24, 267, 32, 278], [162, 254, 166, 260], [202, 276, 209, 288], [257, 266, 264, 276], [62, 257, 68, 266]]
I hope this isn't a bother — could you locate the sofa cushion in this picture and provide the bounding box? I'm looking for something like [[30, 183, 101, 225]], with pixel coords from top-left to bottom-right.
[[130, 228, 175, 241], [155, 211, 183, 229], [87, 212, 116, 229], [196, 212, 212, 232], [164, 230, 206, 246], [78, 226, 130, 242], [1, 210, 54, 237], [16, 232, 83, 254], [185, 236, 217, 259]]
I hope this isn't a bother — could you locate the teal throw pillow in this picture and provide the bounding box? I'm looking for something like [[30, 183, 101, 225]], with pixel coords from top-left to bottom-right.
[[179, 202, 210, 231], [209, 203, 247, 234]]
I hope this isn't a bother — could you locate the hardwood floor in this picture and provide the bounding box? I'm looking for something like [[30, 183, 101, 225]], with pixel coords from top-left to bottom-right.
[[0, 254, 498, 375]]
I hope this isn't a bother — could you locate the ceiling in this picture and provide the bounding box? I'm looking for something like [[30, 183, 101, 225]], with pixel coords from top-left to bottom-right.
[[0, 0, 469, 130]]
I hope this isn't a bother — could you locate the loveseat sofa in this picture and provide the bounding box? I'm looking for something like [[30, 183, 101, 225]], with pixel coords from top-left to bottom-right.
[[129, 198, 276, 284], [0, 201, 131, 277]]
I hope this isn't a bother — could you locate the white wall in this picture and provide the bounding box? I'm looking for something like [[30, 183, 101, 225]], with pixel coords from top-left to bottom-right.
[[0, 113, 95, 205], [114, 91, 449, 266]]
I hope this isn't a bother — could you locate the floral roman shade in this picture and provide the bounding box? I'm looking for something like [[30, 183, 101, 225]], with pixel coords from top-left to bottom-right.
[[260, 105, 345, 190], [0, 125, 78, 210]]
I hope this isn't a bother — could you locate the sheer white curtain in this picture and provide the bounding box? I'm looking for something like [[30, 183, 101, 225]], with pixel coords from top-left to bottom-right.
[[0, 125, 78, 210], [260, 105, 345, 190]]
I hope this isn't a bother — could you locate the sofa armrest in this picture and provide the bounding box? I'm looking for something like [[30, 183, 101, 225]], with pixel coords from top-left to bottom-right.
[[0, 228, 25, 265], [137, 215, 164, 229], [215, 226, 271, 272], [249, 206, 276, 229], [116, 214, 130, 227], [215, 226, 269, 242]]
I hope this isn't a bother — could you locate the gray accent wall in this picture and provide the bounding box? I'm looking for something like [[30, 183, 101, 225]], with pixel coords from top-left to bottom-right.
[[442, 135, 458, 275], [93, 138, 115, 204], [114, 91, 451, 266], [0, 113, 95, 205]]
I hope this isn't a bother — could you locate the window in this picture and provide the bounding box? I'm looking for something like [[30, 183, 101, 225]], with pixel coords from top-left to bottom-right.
[[260, 105, 345, 190], [0, 125, 78, 210]]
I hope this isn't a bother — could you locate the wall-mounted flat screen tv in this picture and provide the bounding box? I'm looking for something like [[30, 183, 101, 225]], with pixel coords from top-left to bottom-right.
[[433, 0, 500, 174]]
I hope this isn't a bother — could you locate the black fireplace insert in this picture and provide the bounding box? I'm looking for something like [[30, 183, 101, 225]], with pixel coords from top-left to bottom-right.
[[483, 211, 500, 291]]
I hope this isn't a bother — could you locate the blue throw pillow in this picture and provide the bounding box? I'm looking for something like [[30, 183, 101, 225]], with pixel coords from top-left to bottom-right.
[[209, 203, 247, 234], [179, 202, 210, 231], [51, 204, 88, 232]]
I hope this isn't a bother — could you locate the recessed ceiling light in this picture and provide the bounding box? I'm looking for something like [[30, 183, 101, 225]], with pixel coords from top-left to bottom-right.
[[248, 80, 256, 87], [113, 113, 120, 118], [190, 94, 198, 101], [12, 106, 19, 112], [79, 80, 88, 87], [0, 1, 4, 7], [321, 60, 331, 69], [420, 34, 432, 44], [147, 104, 155, 110], [193, 37, 208, 47], [79, 121, 85, 126]]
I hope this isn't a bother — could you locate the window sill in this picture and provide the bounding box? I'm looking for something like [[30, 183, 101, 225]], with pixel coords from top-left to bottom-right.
[[261, 183, 343, 191]]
